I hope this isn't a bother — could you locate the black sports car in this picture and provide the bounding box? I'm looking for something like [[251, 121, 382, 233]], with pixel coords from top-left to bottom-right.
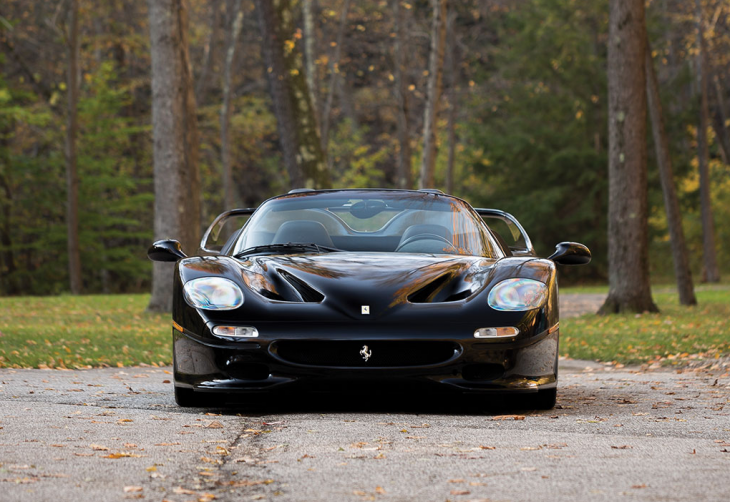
[[148, 189, 590, 409]]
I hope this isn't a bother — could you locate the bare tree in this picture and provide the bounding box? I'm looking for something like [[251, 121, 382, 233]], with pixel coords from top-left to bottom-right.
[[195, 0, 221, 104], [147, 0, 202, 312], [419, 0, 448, 189], [320, 0, 351, 153], [694, 0, 720, 283], [645, 41, 697, 306], [255, 0, 330, 189], [711, 76, 730, 164], [393, 0, 412, 189], [445, 10, 457, 195], [66, 0, 82, 294], [599, 0, 658, 315], [221, 0, 244, 211], [302, 0, 319, 127]]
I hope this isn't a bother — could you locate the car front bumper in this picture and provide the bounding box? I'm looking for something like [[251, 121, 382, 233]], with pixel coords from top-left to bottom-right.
[[172, 322, 559, 397]]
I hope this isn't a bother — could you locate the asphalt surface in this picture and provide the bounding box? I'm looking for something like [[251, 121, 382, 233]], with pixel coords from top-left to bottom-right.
[[1, 295, 729, 501]]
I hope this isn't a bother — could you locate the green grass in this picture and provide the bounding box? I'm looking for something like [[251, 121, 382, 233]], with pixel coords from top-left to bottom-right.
[[562, 289, 730, 365], [1, 289, 729, 369], [0, 294, 171, 369]]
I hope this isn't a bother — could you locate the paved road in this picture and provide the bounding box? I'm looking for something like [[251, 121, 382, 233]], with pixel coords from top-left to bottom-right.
[[2, 294, 729, 501]]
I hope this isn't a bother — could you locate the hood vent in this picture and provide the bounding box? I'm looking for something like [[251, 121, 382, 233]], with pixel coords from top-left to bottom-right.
[[408, 273, 473, 304], [279, 270, 325, 303]]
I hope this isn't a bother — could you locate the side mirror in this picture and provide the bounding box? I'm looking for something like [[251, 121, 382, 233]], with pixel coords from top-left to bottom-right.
[[148, 239, 187, 262], [548, 242, 591, 265]]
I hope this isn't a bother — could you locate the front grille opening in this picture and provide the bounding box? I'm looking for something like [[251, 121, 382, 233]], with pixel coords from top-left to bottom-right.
[[462, 363, 504, 381], [226, 362, 270, 380], [274, 341, 459, 367]]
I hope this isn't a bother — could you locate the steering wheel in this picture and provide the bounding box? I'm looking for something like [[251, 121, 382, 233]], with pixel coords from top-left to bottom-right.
[[395, 233, 458, 253]]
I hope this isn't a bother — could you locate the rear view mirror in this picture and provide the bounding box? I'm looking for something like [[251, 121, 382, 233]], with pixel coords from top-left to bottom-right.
[[148, 239, 187, 262], [548, 242, 591, 265]]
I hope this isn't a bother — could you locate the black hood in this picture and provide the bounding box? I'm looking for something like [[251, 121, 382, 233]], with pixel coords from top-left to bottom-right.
[[239, 252, 495, 317], [178, 252, 555, 322]]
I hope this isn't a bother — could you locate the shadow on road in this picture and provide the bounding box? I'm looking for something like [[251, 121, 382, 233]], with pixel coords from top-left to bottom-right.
[[200, 390, 554, 417]]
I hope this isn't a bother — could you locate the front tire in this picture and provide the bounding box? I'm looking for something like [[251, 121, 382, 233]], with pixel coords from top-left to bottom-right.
[[174, 386, 214, 408]]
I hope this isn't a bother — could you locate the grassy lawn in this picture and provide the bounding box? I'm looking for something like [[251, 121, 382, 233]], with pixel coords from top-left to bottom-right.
[[1, 289, 728, 369], [0, 295, 170, 369], [562, 289, 730, 365]]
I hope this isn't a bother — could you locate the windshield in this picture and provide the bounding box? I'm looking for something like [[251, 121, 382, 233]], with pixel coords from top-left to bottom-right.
[[231, 191, 501, 258]]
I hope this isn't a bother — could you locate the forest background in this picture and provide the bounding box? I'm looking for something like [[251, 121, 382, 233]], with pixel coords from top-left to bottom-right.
[[1, 0, 728, 298]]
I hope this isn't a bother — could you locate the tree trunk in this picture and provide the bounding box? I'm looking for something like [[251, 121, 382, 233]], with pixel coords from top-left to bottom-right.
[[66, 0, 82, 295], [445, 10, 457, 195], [195, 0, 221, 104], [147, 0, 202, 312], [598, 0, 658, 315], [694, 0, 721, 283], [645, 41, 697, 306], [302, 0, 319, 128], [320, 0, 351, 153], [0, 132, 17, 294], [393, 0, 412, 189], [255, 0, 330, 189], [711, 76, 730, 163], [221, 0, 244, 212], [419, 0, 448, 189]]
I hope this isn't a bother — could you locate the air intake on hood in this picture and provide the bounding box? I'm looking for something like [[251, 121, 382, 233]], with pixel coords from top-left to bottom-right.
[[407, 273, 473, 303], [279, 270, 325, 303]]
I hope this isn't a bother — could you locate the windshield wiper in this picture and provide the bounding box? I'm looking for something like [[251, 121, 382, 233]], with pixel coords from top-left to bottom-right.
[[233, 243, 343, 258]]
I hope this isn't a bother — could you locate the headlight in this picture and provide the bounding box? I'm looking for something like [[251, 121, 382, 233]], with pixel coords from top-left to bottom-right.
[[487, 278, 547, 311], [183, 277, 244, 310]]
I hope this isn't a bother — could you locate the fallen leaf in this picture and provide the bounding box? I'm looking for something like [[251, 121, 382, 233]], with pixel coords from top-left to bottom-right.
[[492, 415, 525, 421], [103, 452, 143, 459], [229, 479, 274, 487], [448, 479, 465, 483], [611, 445, 632, 450], [205, 421, 224, 429], [123, 486, 143, 493], [450, 489, 471, 495], [375, 486, 386, 494], [632, 484, 647, 489], [90, 444, 109, 451], [479, 446, 496, 450], [173, 487, 197, 495]]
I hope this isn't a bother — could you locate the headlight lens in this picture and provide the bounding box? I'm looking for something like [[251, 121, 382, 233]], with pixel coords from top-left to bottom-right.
[[183, 277, 244, 310], [487, 278, 547, 311]]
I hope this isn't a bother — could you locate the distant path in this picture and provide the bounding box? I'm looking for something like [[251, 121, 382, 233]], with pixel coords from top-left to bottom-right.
[[559, 292, 606, 318]]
